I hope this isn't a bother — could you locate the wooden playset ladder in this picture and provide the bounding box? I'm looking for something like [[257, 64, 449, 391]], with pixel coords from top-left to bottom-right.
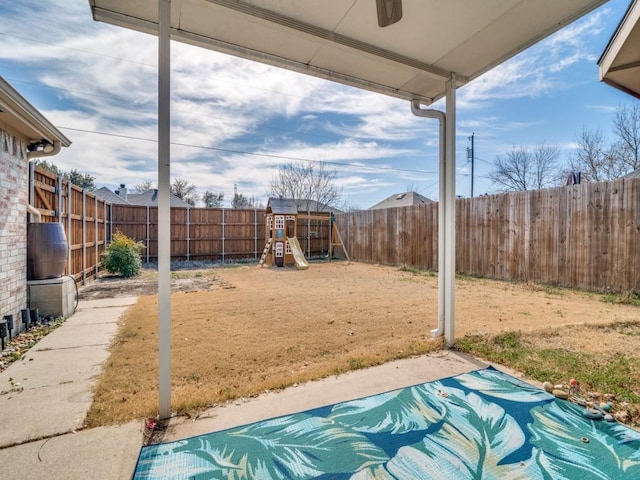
[[258, 238, 272, 267]]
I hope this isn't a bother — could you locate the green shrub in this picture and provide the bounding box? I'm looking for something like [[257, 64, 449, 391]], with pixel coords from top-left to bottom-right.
[[102, 231, 145, 278]]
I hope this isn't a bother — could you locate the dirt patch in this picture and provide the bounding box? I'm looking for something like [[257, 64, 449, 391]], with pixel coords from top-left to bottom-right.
[[84, 261, 640, 426], [78, 266, 234, 299]]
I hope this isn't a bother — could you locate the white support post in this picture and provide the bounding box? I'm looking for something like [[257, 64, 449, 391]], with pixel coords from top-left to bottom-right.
[[444, 75, 457, 346], [158, 0, 172, 420]]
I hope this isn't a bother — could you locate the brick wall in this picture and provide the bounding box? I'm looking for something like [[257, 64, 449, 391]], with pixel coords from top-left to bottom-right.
[[0, 125, 29, 336]]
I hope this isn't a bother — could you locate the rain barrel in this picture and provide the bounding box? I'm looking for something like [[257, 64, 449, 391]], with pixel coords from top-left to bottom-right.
[[27, 223, 68, 280]]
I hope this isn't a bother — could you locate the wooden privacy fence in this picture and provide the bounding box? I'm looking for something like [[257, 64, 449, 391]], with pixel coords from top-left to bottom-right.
[[336, 178, 640, 294], [29, 164, 639, 294], [336, 203, 439, 269], [111, 206, 333, 263], [29, 165, 111, 284]]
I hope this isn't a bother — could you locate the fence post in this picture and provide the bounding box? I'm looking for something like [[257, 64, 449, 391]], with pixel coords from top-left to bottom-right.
[[221, 208, 225, 264], [103, 200, 107, 271], [146, 205, 150, 263], [307, 209, 311, 258], [95, 195, 99, 278], [254, 208, 258, 260], [57, 175, 66, 275], [57, 175, 63, 222], [82, 189, 87, 285], [186, 206, 191, 261], [28, 161, 35, 222], [67, 180, 72, 278]]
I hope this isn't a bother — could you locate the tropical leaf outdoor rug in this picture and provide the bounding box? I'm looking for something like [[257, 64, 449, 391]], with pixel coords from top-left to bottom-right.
[[133, 367, 640, 479]]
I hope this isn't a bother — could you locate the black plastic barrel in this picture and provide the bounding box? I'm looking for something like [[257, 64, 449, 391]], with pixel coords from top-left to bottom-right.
[[27, 223, 68, 280]]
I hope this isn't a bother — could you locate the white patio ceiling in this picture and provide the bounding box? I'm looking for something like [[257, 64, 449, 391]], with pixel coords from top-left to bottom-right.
[[599, 0, 640, 99], [90, 0, 606, 104]]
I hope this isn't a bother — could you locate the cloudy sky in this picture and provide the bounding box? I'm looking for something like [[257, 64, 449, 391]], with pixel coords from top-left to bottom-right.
[[0, 0, 635, 209]]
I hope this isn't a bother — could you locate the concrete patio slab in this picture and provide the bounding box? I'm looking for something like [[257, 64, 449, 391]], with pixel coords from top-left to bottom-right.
[[0, 296, 137, 447], [0, 421, 142, 480], [160, 350, 490, 442]]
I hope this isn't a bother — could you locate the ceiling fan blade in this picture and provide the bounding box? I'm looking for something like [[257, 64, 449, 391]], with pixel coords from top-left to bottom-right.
[[376, 0, 403, 27]]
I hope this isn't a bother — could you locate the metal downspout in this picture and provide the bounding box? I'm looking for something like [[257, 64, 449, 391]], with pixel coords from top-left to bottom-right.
[[410, 100, 446, 339]]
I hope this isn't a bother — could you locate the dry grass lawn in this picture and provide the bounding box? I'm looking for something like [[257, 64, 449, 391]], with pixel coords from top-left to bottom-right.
[[85, 262, 640, 427]]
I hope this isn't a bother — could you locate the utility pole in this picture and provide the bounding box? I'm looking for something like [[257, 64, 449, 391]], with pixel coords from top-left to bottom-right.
[[467, 133, 475, 197]]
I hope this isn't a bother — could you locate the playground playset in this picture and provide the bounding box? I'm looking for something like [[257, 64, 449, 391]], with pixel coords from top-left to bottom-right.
[[259, 197, 349, 269]]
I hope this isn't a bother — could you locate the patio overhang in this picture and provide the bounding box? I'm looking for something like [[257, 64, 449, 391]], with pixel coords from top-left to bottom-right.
[[599, 0, 640, 99], [88, 0, 608, 419], [90, 0, 606, 105]]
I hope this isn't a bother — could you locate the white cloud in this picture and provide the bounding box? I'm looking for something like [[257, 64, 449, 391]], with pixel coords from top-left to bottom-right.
[[458, 7, 607, 108]]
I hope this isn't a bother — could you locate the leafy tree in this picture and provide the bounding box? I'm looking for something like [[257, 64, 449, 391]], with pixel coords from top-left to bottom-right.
[[33, 161, 95, 191], [34, 159, 61, 175], [203, 190, 224, 208], [66, 169, 96, 191], [268, 161, 342, 211], [170, 178, 199, 207], [132, 181, 155, 194], [488, 142, 561, 192], [231, 192, 257, 209]]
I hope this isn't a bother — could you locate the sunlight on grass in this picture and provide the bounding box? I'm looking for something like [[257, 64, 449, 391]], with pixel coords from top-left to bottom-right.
[[454, 323, 640, 427]]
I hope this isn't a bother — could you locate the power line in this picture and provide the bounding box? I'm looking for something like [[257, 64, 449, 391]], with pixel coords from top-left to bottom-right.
[[4, 76, 419, 147], [57, 125, 439, 175]]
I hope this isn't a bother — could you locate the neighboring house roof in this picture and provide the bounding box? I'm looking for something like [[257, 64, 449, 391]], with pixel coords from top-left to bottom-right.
[[623, 168, 640, 179], [294, 199, 343, 213], [95, 187, 193, 208], [266, 197, 298, 215], [127, 189, 193, 208], [0, 76, 71, 156], [598, 0, 640, 99], [95, 187, 128, 205], [369, 192, 434, 210]]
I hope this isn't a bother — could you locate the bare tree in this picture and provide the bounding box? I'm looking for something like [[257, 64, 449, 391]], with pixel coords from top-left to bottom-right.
[[132, 181, 155, 194], [269, 161, 342, 211], [203, 190, 224, 208], [612, 103, 640, 173], [488, 142, 561, 192], [170, 178, 199, 206], [569, 127, 626, 182]]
